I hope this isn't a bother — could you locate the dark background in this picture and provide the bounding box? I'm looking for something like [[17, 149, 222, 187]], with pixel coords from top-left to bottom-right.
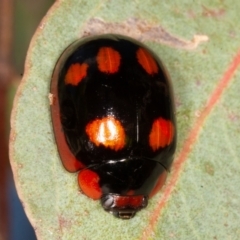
[[0, 1, 54, 239]]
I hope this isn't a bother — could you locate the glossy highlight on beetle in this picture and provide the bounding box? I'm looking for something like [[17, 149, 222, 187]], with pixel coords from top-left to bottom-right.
[[50, 34, 176, 219]]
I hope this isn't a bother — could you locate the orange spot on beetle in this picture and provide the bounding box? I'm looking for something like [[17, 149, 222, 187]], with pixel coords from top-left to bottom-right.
[[65, 63, 88, 85], [85, 116, 125, 151], [149, 117, 174, 151], [136, 48, 158, 75], [97, 47, 121, 74], [78, 169, 102, 200]]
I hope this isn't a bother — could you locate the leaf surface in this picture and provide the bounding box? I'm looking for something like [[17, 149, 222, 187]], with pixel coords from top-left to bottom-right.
[[10, 0, 240, 239]]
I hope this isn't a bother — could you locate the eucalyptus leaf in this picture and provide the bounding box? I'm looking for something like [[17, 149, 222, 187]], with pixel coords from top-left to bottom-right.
[[10, 0, 240, 239]]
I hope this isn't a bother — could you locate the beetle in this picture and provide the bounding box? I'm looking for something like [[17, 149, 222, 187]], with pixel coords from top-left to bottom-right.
[[50, 34, 176, 219]]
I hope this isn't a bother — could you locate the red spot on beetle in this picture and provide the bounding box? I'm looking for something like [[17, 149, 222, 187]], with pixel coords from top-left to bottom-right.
[[65, 63, 88, 85], [78, 169, 102, 200], [97, 47, 121, 74], [149, 117, 174, 151], [115, 196, 144, 208], [136, 48, 158, 75]]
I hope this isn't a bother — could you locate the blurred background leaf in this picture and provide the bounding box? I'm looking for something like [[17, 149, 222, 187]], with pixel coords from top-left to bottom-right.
[[0, 1, 54, 239], [7, 0, 240, 239]]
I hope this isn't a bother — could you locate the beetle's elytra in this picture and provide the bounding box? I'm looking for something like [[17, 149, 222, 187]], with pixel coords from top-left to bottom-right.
[[50, 34, 176, 219]]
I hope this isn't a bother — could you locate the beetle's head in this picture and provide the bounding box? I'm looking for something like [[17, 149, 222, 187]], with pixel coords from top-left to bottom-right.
[[101, 194, 148, 219]]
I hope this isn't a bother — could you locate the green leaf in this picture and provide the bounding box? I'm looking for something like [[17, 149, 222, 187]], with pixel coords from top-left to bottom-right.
[[10, 0, 240, 239]]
